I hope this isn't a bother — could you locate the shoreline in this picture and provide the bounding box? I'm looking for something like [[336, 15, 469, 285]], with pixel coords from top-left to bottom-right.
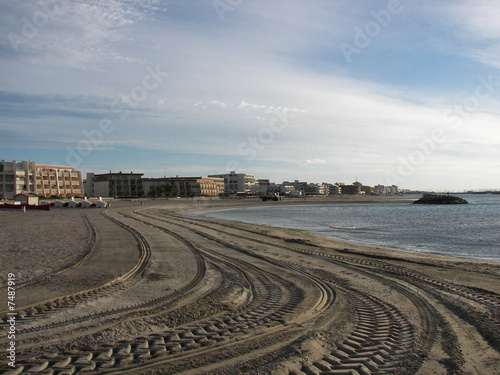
[[181, 196, 500, 265]]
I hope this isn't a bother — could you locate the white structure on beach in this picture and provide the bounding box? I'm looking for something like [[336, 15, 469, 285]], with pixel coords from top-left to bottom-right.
[[68, 197, 78, 208], [81, 197, 92, 208], [95, 197, 108, 208]]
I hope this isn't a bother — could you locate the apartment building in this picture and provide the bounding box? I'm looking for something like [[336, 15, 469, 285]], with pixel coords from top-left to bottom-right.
[[143, 176, 224, 197], [373, 185, 399, 195], [320, 183, 342, 195], [208, 171, 256, 194], [250, 179, 271, 194], [341, 184, 364, 195], [84, 172, 144, 197], [281, 180, 321, 195], [0, 160, 83, 199]]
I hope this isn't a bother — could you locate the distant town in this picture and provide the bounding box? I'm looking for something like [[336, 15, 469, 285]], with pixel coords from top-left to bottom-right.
[[1, 159, 497, 200]]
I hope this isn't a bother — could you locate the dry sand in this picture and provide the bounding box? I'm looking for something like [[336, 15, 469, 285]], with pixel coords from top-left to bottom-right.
[[0, 197, 499, 375]]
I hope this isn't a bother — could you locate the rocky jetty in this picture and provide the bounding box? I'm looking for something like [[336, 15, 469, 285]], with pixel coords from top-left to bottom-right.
[[413, 194, 469, 204]]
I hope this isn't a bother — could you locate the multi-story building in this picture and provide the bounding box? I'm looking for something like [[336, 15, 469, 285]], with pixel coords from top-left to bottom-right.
[[84, 172, 144, 197], [319, 183, 342, 195], [281, 180, 321, 195], [208, 171, 256, 194], [342, 184, 364, 195], [143, 176, 224, 197], [361, 185, 373, 195], [373, 185, 399, 195], [0, 160, 83, 199], [250, 179, 271, 194], [267, 182, 282, 195]]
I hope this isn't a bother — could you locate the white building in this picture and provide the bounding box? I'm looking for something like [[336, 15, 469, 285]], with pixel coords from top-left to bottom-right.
[[208, 171, 256, 194], [318, 183, 342, 195], [373, 185, 399, 195], [281, 180, 321, 195]]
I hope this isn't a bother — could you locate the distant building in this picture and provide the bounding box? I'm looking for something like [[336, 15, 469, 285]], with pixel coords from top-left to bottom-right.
[[84, 172, 144, 197], [143, 176, 224, 197], [341, 184, 363, 195], [373, 185, 399, 195], [250, 179, 271, 194], [331, 184, 342, 195], [361, 186, 373, 195], [208, 171, 256, 194], [281, 180, 321, 195], [0, 160, 83, 199], [267, 182, 282, 195], [279, 184, 298, 196], [320, 183, 342, 195]]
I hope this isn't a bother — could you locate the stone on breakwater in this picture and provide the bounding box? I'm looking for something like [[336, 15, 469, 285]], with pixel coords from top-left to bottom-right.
[[413, 194, 469, 204]]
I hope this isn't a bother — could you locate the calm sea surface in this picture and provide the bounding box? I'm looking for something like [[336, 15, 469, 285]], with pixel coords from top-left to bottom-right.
[[193, 195, 500, 262]]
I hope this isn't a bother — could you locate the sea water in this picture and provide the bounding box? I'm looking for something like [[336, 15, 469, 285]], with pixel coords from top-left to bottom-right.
[[193, 194, 500, 262]]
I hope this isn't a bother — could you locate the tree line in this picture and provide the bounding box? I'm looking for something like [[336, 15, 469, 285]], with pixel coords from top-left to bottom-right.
[[146, 183, 179, 198]]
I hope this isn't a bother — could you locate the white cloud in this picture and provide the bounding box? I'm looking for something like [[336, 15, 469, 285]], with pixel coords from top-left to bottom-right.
[[299, 159, 327, 166], [1, 1, 166, 69], [418, 1, 500, 70]]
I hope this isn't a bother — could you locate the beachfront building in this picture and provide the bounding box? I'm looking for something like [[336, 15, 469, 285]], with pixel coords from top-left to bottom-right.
[[35, 164, 84, 198], [0, 160, 84, 199], [373, 185, 399, 195], [208, 171, 256, 194], [339, 180, 367, 195], [143, 176, 224, 197], [331, 184, 342, 195], [280, 180, 321, 196], [250, 179, 271, 194], [267, 182, 282, 195], [361, 186, 373, 195], [84, 172, 144, 197], [277, 184, 297, 196], [319, 183, 342, 195], [341, 184, 363, 195]]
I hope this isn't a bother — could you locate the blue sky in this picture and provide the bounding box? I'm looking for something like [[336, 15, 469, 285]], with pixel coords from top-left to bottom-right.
[[1, 0, 499, 191]]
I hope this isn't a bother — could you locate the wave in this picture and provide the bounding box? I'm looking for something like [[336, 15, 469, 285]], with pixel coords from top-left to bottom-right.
[[329, 225, 382, 232]]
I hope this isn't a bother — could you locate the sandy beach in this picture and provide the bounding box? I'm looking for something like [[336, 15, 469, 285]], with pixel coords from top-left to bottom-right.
[[1, 197, 499, 375]]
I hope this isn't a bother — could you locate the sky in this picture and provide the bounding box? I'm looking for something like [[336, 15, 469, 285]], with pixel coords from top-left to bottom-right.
[[1, 0, 500, 191]]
